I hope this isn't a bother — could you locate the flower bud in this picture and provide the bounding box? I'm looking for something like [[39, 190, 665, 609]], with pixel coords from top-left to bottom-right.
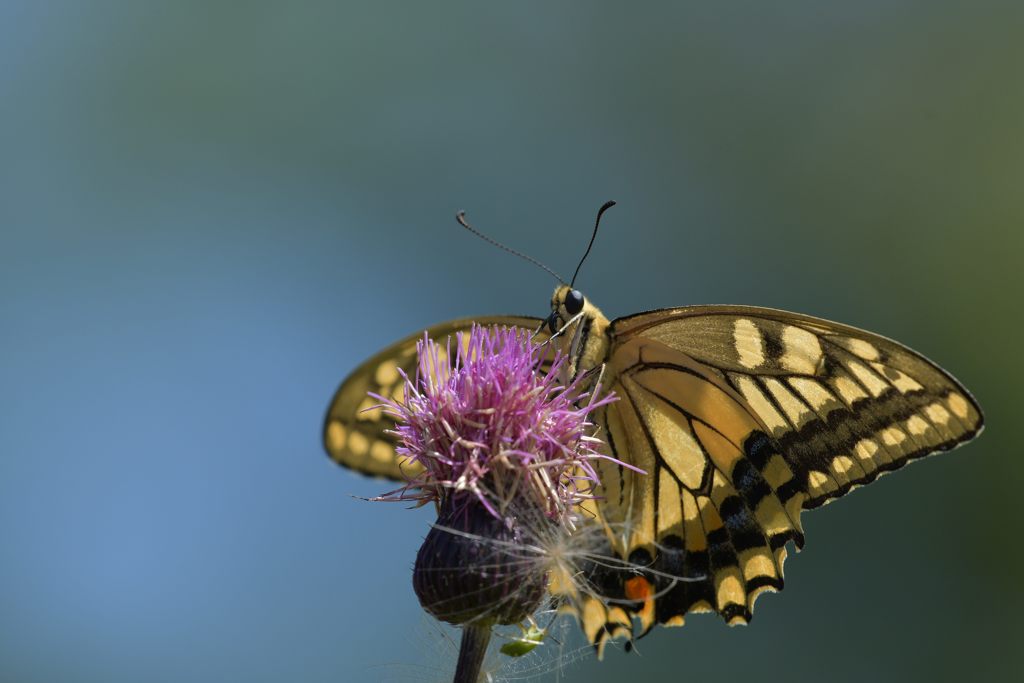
[[413, 496, 547, 626]]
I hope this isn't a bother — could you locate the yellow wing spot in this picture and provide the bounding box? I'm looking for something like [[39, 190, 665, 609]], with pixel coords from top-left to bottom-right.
[[925, 402, 952, 425], [582, 599, 606, 645], [390, 383, 406, 403], [733, 318, 765, 369], [740, 549, 777, 582], [664, 615, 686, 627], [780, 325, 822, 375], [715, 569, 745, 615], [836, 337, 881, 361], [845, 359, 889, 398], [947, 392, 970, 420], [906, 414, 931, 437], [374, 359, 400, 387], [881, 426, 907, 447], [356, 395, 381, 421], [732, 375, 789, 436], [807, 470, 834, 497], [828, 453, 864, 485], [832, 375, 869, 407], [788, 377, 839, 413], [853, 438, 882, 470], [830, 455, 856, 476], [370, 440, 394, 464], [348, 431, 370, 457], [921, 403, 957, 442], [761, 454, 794, 490], [763, 378, 814, 428], [325, 421, 347, 451], [869, 363, 923, 393]]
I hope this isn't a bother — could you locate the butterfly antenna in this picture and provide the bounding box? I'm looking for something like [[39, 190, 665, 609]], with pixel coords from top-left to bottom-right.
[[456, 211, 566, 283], [570, 200, 616, 288]]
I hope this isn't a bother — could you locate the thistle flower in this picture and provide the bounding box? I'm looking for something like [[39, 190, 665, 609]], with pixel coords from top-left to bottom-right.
[[375, 324, 616, 529], [371, 324, 625, 683]]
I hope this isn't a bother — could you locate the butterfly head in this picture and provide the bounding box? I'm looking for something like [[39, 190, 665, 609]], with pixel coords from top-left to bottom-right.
[[547, 284, 611, 381], [548, 284, 588, 334]]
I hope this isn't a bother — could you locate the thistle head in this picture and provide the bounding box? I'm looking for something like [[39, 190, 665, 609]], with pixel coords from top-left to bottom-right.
[[372, 324, 629, 629], [376, 324, 616, 529]]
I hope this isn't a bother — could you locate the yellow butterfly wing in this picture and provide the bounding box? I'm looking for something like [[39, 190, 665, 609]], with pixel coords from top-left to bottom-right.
[[611, 305, 984, 507], [574, 305, 983, 651], [322, 315, 546, 481]]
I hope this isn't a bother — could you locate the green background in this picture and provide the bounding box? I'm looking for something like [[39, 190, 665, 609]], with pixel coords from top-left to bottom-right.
[[2, 2, 1021, 681]]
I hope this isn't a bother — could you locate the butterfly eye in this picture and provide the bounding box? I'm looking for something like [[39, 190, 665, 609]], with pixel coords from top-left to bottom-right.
[[564, 289, 585, 316]]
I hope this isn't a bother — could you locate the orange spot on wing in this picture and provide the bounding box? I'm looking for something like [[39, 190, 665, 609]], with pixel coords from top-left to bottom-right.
[[624, 577, 656, 634], [625, 576, 652, 601]]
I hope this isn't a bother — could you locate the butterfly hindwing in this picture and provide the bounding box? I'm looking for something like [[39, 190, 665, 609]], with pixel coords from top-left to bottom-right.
[[575, 335, 804, 650], [323, 315, 545, 481]]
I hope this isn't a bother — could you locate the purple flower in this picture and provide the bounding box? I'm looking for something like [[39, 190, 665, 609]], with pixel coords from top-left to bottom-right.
[[373, 324, 622, 529], [369, 324, 644, 681]]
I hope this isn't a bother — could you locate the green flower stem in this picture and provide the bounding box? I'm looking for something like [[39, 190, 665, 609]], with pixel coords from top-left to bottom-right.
[[453, 622, 491, 683]]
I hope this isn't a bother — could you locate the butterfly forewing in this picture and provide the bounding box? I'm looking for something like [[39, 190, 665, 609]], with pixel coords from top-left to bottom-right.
[[323, 315, 545, 481], [610, 306, 984, 508]]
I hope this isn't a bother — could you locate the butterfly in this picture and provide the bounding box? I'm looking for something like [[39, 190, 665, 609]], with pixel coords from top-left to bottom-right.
[[323, 207, 984, 654]]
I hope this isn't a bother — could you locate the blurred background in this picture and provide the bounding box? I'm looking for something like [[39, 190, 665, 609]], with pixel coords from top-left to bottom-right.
[[2, 1, 1021, 681]]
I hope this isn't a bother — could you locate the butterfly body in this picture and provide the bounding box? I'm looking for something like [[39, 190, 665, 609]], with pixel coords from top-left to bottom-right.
[[547, 284, 612, 386], [324, 286, 983, 653]]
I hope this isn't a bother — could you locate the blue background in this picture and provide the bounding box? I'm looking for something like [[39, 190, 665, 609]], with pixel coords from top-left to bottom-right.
[[2, 2, 1021, 681]]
